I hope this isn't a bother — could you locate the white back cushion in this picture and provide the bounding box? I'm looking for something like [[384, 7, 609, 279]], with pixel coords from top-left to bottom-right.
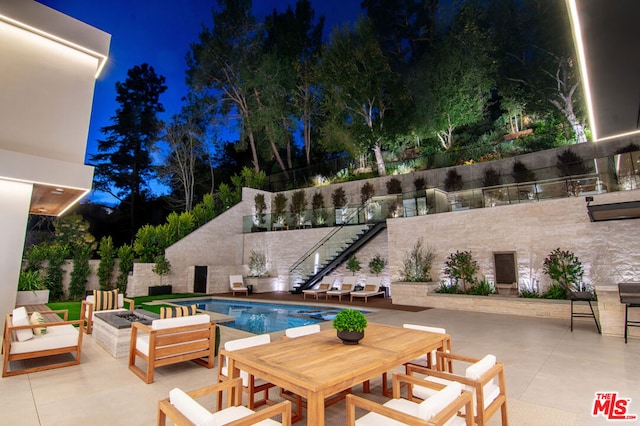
[[229, 275, 245, 288], [225, 333, 270, 351], [12, 307, 34, 342], [151, 314, 210, 330], [403, 323, 446, 334], [465, 354, 496, 380], [285, 324, 320, 338], [169, 388, 216, 426], [418, 381, 463, 420]]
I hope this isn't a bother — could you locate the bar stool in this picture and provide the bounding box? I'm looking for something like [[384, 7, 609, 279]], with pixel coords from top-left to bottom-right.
[[569, 291, 601, 333], [618, 283, 640, 343]]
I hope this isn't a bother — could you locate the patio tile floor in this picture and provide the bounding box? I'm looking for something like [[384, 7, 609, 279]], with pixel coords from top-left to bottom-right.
[[2, 295, 639, 425]]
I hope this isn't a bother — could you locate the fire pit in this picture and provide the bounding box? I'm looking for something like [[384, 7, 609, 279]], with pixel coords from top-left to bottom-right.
[[93, 310, 159, 358]]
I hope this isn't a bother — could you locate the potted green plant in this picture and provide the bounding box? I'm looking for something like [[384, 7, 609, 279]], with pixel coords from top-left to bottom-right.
[[272, 193, 288, 230], [443, 250, 478, 293], [346, 255, 361, 276], [333, 309, 368, 345], [401, 238, 435, 282], [311, 192, 327, 227], [542, 248, 587, 299], [368, 254, 387, 276], [16, 270, 50, 305], [252, 194, 267, 232]]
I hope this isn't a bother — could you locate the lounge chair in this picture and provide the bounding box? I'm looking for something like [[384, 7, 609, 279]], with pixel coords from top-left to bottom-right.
[[346, 373, 473, 425], [229, 275, 249, 296], [302, 277, 335, 300], [158, 377, 291, 426], [326, 276, 357, 301], [350, 277, 384, 302]]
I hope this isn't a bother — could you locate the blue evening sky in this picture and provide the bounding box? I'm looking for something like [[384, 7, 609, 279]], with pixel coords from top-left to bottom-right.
[[36, 1, 362, 203]]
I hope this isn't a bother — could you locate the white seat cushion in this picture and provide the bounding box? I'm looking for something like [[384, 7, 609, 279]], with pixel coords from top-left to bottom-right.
[[213, 406, 281, 425], [169, 388, 281, 426], [10, 324, 78, 355], [356, 385, 466, 426]]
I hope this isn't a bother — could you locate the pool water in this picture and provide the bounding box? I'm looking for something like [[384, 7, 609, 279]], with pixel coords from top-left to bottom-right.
[[175, 298, 368, 334]]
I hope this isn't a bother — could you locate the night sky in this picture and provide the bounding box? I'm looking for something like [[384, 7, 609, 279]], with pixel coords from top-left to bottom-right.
[[36, 1, 362, 168]]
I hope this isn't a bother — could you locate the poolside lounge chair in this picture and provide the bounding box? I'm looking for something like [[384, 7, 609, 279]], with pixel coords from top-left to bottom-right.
[[302, 276, 335, 300], [349, 277, 384, 302], [346, 373, 473, 426], [326, 276, 357, 301], [407, 353, 508, 426], [158, 377, 291, 426], [229, 275, 249, 296]]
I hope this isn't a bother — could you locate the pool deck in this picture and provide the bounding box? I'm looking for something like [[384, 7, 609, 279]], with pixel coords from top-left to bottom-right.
[[2, 293, 639, 425]]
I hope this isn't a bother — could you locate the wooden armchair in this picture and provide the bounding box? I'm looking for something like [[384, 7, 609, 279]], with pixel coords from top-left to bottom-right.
[[346, 372, 473, 425], [3, 307, 83, 377], [158, 377, 291, 426], [407, 352, 508, 426], [128, 314, 215, 383]]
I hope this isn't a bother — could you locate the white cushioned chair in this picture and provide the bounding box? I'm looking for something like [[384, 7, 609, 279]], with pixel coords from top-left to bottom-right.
[[229, 275, 249, 296], [346, 373, 473, 426], [3, 306, 83, 377], [129, 314, 216, 383], [217, 334, 276, 410], [381, 323, 452, 397], [349, 276, 384, 302], [302, 276, 335, 300], [326, 276, 357, 301], [81, 290, 134, 334], [158, 377, 291, 426], [407, 353, 508, 426]]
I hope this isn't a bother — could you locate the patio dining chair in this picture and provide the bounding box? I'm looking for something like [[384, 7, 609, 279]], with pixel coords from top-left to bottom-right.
[[381, 323, 452, 396], [346, 373, 473, 426], [407, 352, 508, 426], [217, 333, 276, 410], [158, 377, 291, 426]]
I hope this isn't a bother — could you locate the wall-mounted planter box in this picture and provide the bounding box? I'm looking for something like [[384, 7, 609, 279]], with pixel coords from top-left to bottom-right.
[[15, 290, 50, 305], [148, 285, 172, 296]]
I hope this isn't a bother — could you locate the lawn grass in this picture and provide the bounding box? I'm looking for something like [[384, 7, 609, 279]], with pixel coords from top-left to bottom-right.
[[46, 293, 206, 321]]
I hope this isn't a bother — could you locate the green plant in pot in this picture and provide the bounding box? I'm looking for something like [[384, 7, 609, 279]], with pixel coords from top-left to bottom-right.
[[368, 254, 386, 276], [542, 248, 586, 299], [18, 270, 46, 292], [333, 309, 367, 345]]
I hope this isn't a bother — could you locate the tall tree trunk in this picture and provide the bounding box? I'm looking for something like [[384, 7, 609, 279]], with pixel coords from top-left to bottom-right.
[[246, 129, 260, 173], [373, 143, 386, 176]]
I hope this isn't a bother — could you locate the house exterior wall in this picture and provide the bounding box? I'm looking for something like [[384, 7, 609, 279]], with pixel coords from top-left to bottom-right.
[[0, 1, 109, 331], [387, 189, 640, 291]]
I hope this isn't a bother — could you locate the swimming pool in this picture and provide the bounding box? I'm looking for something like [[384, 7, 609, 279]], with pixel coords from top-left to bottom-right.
[[174, 298, 368, 334]]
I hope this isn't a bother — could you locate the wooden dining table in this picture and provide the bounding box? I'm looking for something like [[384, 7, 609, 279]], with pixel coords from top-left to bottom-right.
[[221, 322, 450, 425]]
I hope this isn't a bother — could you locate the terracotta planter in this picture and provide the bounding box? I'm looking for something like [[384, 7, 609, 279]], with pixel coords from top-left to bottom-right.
[[337, 330, 364, 345]]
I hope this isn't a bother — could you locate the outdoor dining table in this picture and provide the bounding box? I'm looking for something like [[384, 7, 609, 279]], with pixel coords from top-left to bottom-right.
[[221, 322, 450, 425]]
